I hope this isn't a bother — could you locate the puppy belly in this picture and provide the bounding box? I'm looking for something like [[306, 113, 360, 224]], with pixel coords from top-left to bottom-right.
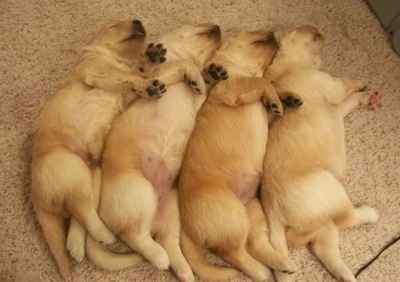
[[141, 155, 174, 199], [230, 171, 261, 204]]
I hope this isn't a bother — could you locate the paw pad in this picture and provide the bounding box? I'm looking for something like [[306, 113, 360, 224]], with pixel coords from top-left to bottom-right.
[[146, 43, 167, 63], [205, 63, 228, 82]]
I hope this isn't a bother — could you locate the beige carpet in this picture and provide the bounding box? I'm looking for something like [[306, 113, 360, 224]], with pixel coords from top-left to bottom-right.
[[1, 0, 399, 281]]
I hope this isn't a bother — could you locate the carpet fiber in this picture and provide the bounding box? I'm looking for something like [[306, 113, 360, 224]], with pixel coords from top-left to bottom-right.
[[0, 0, 399, 281]]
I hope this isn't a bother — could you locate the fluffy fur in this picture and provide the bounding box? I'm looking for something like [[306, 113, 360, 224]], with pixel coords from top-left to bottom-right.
[[260, 25, 380, 282], [178, 29, 297, 281], [30, 19, 169, 280], [84, 23, 222, 282]]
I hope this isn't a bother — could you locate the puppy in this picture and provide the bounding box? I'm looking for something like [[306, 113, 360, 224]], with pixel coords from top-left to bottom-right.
[[85, 23, 223, 282], [260, 25, 379, 282], [178, 29, 297, 281], [30, 19, 169, 280]]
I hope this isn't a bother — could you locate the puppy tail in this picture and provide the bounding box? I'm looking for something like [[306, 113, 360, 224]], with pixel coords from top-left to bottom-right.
[[86, 235, 144, 270], [181, 229, 240, 281], [34, 205, 70, 280]]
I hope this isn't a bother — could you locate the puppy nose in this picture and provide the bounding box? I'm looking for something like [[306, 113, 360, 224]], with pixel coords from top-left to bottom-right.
[[210, 25, 221, 34], [132, 20, 142, 26]]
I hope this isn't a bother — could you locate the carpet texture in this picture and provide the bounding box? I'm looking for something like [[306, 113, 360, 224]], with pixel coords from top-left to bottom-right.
[[0, 0, 399, 281]]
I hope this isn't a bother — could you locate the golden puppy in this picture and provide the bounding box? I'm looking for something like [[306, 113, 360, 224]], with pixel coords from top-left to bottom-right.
[[178, 29, 297, 281], [30, 19, 169, 280], [85, 23, 223, 282], [260, 25, 379, 282]]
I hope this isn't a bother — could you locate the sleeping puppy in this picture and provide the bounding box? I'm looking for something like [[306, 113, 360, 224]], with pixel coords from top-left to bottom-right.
[[178, 29, 297, 281], [260, 25, 379, 282], [30, 19, 169, 280], [85, 23, 223, 282]]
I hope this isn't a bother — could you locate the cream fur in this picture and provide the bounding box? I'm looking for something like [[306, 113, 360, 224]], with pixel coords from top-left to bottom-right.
[[260, 25, 380, 282], [178, 29, 296, 282], [84, 23, 222, 282], [30, 19, 170, 280]]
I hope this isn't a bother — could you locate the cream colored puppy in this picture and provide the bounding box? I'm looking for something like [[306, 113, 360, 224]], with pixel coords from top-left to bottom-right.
[[85, 23, 223, 282], [260, 25, 379, 282], [178, 29, 297, 282], [30, 19, 170, 280]]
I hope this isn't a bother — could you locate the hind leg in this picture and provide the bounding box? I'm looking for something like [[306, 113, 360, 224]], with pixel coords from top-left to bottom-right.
[[339, 90, 380, 117], [335, 205, 378, 229], [246, 198, 297, 274], [66, 167, 114, 245], [66, 217, 86, 262], [266, 210, 296, 282], [218, 244, 270, 281], [310, 222, 355, 282], [153, 189, 193, 282], [67, 166, 103, 262], [113, 174, 170, 270]]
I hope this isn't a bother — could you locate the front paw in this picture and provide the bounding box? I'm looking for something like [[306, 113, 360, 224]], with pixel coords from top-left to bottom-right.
[[145, 79, 167, 98], [146, 43, 167, 64], [279, 91, 303, 108], [184, 75, 204, 95], [203, 63, 228, 84]]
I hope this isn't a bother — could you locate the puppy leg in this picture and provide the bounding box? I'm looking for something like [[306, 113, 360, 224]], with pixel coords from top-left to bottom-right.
[[81, 62, 166, 101], [338, 77, 366, 96], [66, 217, 86, 262], [152, 59, 206, 95], [335, 205, 378, 229], [266, 210, 296, 282], [339, 90, 380, 117], [218, 245, 271, 281], [105, 171, 170, 270], [66, 166, 102, 262], [246, 198, 297, 273], [310, 222, 356, 282], [153, 189, 194, 282]]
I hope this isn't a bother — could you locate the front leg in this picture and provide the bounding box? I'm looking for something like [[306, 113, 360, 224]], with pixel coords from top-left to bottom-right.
[[151, 59, 206, 95]]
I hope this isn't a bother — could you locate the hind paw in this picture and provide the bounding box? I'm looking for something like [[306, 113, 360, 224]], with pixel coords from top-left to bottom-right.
[[358, 90, 380, 109], [66, 239, 85, 262]]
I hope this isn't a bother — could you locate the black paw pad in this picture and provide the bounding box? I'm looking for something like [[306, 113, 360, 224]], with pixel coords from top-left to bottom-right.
[[206, 63, 228, 81], [146, 80, 166, 97], [146, 43, 167, 63], [283, 96, 303, 108]]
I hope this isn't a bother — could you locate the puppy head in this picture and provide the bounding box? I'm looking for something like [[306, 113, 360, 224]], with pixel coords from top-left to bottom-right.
[[89, 19, 147, 62], [271, 25, 325, 71], [161, 23, 222, 66], [215, 29, 279, 76]]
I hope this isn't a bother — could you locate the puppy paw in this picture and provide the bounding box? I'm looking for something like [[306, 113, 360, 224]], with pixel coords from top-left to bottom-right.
[[184, 75, 205, 94], [91, 227, 115, 245], [203, 63, 228, 84], [145, 79, 167, 97], [66, 238, 85, 263], [146, 43, 167, 64], [359, 90, 380, 109], [356, 205, 379, 223], [280, 91, 303, 108]]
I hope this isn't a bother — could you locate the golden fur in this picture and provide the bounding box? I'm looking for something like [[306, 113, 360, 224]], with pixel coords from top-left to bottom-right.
[[84, 23, 222, 282], [260, 25, 380, 282], [178, 29, 297, 281], [31, 19, 170, 280]]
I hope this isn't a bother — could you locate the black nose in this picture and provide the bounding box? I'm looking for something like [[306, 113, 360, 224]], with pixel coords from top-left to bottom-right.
[[132, 20, 142, 26], [210, 25, 221, 35]]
